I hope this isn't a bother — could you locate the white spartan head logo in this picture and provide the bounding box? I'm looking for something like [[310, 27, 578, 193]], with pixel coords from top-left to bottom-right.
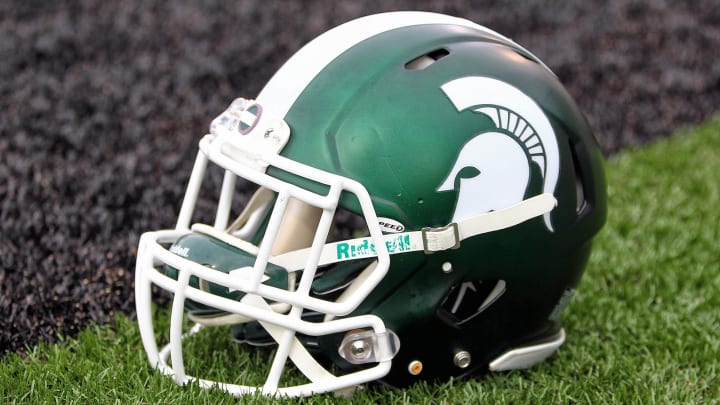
[[437, 77, 560, 231]]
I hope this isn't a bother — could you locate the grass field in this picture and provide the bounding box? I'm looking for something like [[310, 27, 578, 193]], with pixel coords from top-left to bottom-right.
[[2, 117, 719, 404]]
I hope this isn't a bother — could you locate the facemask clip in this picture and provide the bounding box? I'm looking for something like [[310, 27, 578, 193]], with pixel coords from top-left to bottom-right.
[[338, 329, 400, 365]]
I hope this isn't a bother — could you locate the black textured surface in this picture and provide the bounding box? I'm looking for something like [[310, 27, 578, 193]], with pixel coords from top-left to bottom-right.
[[1, 0, 719, 355]]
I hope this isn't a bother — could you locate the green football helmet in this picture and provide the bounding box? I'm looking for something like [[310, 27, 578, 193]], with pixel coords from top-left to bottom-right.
[[135, 11, 606, 397]]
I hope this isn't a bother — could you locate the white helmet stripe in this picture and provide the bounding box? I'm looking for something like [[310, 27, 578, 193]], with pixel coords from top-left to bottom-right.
[[256, 11, 551, 118]]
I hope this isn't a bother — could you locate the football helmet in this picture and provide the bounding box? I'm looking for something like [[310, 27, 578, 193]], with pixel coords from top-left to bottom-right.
[[135, 11, 606, 397]]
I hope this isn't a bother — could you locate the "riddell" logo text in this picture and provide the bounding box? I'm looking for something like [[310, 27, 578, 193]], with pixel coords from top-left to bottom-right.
[[336, 234, 413, 260]]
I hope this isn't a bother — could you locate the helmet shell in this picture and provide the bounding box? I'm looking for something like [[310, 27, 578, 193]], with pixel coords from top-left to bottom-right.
[[264, 22, 606, 385]]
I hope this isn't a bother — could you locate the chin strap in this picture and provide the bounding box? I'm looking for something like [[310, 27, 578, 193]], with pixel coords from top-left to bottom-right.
[[271, 193, 557, 271]]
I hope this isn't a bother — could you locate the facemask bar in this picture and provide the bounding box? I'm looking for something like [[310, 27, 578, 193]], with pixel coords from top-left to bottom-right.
[[136, 250, 394, 396], [136, 125, 396, 396]]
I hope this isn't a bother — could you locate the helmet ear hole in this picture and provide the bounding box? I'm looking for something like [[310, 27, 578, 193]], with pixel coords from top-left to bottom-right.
[[437, 279, 507, 326]]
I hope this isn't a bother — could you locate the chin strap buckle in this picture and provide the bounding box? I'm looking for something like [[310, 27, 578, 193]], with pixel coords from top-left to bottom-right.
[[421, 222, 460, 253]]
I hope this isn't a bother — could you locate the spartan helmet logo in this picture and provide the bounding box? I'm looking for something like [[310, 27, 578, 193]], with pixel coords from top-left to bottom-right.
[[438, 77, 560, 231]]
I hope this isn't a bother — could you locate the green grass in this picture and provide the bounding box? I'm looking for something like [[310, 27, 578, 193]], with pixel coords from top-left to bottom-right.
[[3, 117, 720, 404]]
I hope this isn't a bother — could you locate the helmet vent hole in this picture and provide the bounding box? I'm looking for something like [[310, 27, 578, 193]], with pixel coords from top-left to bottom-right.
[[404, 48, 449, 70]]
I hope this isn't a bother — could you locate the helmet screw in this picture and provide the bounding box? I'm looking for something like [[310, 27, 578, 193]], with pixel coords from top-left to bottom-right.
[[453, 351, 472, 369], [408, 360, 423, 375], [349, 339, 371, 361], [442, 262, 453, 273]]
